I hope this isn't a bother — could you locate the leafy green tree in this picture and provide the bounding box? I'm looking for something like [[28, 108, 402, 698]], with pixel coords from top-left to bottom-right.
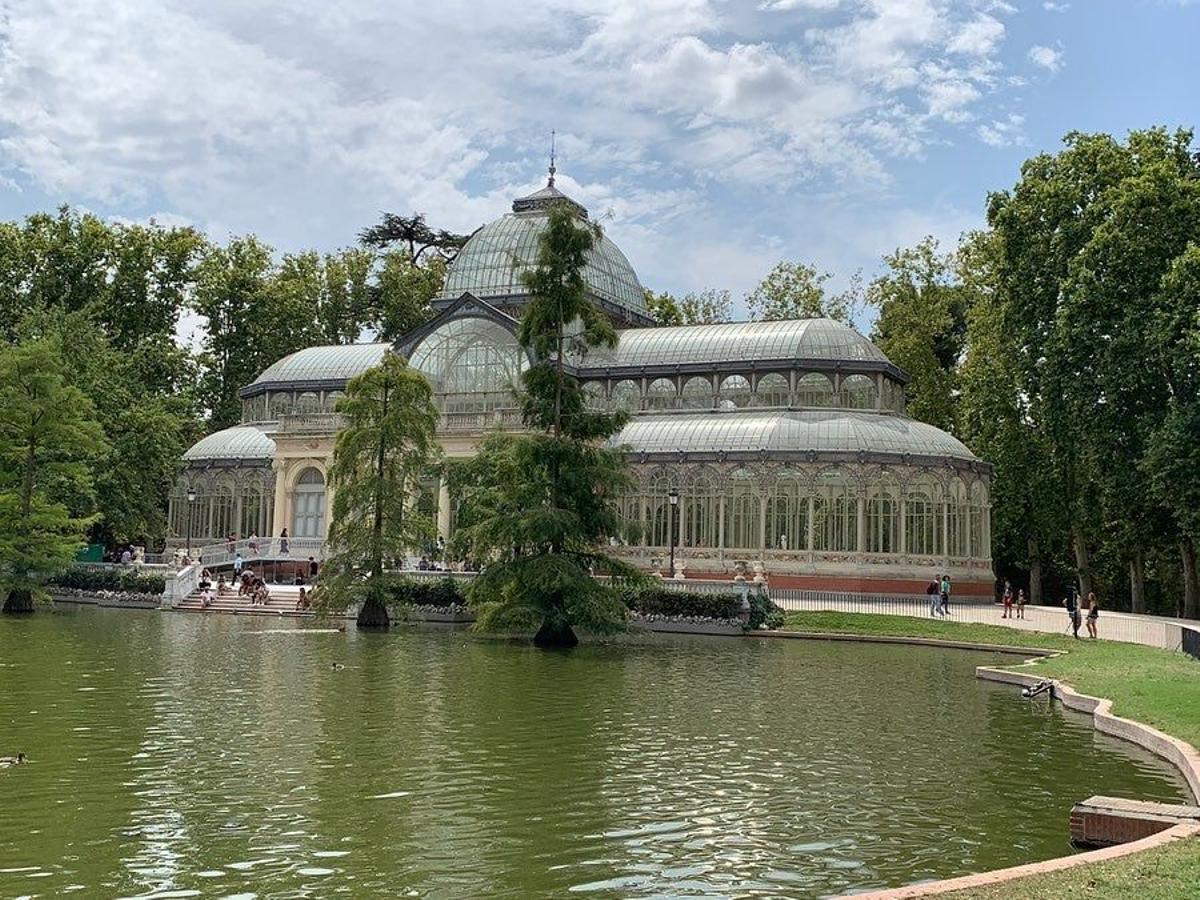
[[370, 249, 444, 342], [275, 248, 374, 345], [317, 351, 441, 628], [0, 340, 107, 613], [451, 204, 639, 647], [358, 212, 468, 261], [644, 288, 732, 326], [747, 261, 859, 323], [868, 237, 969, 432]]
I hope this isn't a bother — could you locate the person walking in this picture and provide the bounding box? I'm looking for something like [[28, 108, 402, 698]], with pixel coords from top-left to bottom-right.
[[1016, 588, 1027, 619], [940, 574, 951, 616], [928, 576, 941, 617], [1001, 580, 1013, 618], [233, 552, 244, 576], [1086, 592, 1099, 639], [279, 528, 290, 555]]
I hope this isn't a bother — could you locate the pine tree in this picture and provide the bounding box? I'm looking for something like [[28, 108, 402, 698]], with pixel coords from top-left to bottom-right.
[[316, 351, 441, 628]]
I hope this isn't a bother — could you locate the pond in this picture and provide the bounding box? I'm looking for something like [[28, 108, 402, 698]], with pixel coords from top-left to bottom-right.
[[0, 607, 1187, 898]]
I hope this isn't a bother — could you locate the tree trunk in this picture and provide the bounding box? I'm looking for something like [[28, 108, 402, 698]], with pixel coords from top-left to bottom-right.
[[1181, 537, 1200, 621], [533, 617, 579, 649], [1072, 526, 1093, 599], [1027, 537, 1043, 607], [356, 595, 390, 629], [1129, 552, 1146, 614], [2, 589, 35, 615]]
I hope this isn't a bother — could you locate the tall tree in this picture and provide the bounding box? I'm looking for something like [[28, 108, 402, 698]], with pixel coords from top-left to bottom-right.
[[370, 249, 445, 342], [275, 248, 375, 345], [451, 205, 638, 647], [644, 288, 733, 326], [318, 352, 441, 628], [747, 261, 860, 323], [0, 340, 107, 613], [358, 212, 469, 261], [868, 237, 970, 432]]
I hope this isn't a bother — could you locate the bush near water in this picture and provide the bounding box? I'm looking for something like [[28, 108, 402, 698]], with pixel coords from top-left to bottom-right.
[[51, 567, 166, 596]]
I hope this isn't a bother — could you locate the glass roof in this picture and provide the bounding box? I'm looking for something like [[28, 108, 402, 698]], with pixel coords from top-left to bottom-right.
[[612, 411, 977, 461], [584, 319, 888, 368], [184, 426, 276, 462], [247, 343, 390, 389], [439, 212, 646, 314]]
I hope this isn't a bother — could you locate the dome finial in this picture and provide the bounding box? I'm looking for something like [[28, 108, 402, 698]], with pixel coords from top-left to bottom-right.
[[548, 129, 556, 187]]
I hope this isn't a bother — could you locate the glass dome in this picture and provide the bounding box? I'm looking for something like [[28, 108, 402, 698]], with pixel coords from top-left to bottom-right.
[[183, 426, 276, 463], [408, 316, 528, 398], [438, 190, 646, 318]]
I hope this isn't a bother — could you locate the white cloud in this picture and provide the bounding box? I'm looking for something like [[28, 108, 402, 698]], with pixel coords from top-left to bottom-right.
[[1043, 2, 1070, 11], [947, 15, 1005, 56], [977, 112, 1025, 147], [1028, 43, 1065, 72]]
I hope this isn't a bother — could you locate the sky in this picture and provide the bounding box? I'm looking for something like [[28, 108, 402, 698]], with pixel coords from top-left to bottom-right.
[[1, 0, 1198, 324]]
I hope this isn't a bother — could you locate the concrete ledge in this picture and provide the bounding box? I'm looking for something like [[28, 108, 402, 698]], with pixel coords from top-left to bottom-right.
[[1071, 796, 1200, 847], [752, 629, 1057, 657], [840, 821, 1200, 898], [50, 591, 161, 610]]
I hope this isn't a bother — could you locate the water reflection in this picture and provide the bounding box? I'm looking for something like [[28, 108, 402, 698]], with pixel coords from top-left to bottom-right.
[[0, 608, 1186, 898]]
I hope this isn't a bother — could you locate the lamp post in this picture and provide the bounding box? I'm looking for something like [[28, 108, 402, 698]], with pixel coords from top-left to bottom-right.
[[186, 488, 196, 557], [668, 488, 679, 578]]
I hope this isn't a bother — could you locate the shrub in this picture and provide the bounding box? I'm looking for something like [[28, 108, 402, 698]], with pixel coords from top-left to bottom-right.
[[748, 592, 785, 630], [50, 566, 166, 595], [622, 585, 741, 620], [387, 577, 467, 609]]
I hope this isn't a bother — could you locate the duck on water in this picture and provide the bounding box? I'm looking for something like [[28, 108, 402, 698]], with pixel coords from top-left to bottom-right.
[[1, 753, 26, 768]]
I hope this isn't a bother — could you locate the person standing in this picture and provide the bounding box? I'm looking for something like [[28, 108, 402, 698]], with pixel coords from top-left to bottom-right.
[[1016, 588, 1027, 620], [1086, 592, 1099, 639], [1002, 580, 1013, 618], [279, 528, 290, 555], [233, 552, 243, 576], [928, 576, 941, 617], [940, 574, 951, 616], [1064, 591, 1081, 639]]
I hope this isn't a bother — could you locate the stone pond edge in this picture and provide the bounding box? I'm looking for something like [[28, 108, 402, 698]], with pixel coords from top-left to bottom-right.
[[750, 629, 1200, 899]]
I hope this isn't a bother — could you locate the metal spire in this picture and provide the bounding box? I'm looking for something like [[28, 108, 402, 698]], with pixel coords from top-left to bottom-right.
[[548, 130, 556, 187]]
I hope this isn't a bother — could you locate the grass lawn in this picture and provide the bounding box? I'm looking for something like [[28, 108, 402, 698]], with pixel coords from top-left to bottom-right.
[[780, 612, 1200, 899], [937, 829, 1200, 899]]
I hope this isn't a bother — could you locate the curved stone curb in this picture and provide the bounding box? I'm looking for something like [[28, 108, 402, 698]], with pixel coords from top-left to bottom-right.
[[839, 821, 1200, 899]]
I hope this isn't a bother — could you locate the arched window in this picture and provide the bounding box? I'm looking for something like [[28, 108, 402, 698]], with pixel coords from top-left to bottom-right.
[[813, 470, 856, 552], [408, 317, 527, 411], [796, 373, 834, 408], [646, 473, 675, 546], [581, 381, 607, 411], [645, 378, 677, 411], [866, 478, 900, 553], [905, 477, 943, 556], [268, 394, 292, 421], [725, 469, 761, 550], [841, 374, 877, 410], [292, 468, 327, 538], [718, 374, 752, 410], [611, 380, 641, 413], [212, 483, 236, 540], [755, 373, 790, 408], [766, 473, 807, 550], [297, 392, 321, 415], [969, 481, 988, 559], [324, 390, 345, 413], [680, 376, 713, 410], [947, 478, 969, 557], [682, 473, 718, 548]]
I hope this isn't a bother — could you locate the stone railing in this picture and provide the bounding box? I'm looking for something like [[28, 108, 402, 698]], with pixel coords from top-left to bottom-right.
[[277, 412, 343, 433], [438, 408, 524, 434]]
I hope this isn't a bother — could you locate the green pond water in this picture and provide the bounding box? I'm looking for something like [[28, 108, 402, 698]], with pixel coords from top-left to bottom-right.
[[0, 607, 1188, 899]]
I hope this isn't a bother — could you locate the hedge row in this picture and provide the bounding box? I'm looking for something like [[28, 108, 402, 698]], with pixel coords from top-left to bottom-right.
[[51, 567, 167, 595], [381, 577, 783, 630]]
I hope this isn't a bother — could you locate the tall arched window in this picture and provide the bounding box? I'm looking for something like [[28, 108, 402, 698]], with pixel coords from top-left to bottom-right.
[[408, 317, 527, 412], [297, 392, 321, 415], [581, 381, 607, 411], [766, 473, 807, 550], [646, 473, 675, 546], [611, 380, 641, 413], [969, 481, 988, 559], [905, 477, 943, 556], [947, 478, 969, 557], [813, 470, 856, 552], [796, 373, 834, 408], [841, 374, 877, 410], [725, 469, 761, 550], [212, 484, 236, 540], [683, 473, 718, 548], [680, 376, 713, 410], [645, 378, 677, 411], [324, 390, 345, 413], [755, 373, 790, 408], [292, 468, 327, 538], [718, 375, 751, 410], [268, 394, 292, 421], [866, 478, 900, 553]]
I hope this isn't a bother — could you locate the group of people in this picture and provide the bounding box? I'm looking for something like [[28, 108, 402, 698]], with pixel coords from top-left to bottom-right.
[[1000, 581, 1028, 619], [926, 574, 952, 616], [1065, 590, 1100, 639], [238, 570, 273, 606]]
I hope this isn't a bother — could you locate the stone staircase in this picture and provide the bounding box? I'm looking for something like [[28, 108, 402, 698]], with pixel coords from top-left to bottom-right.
[[174, 583, 322, 618]]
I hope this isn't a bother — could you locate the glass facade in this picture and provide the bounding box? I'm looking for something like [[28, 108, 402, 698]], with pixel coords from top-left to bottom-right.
[[408, 317, 528, 413]]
